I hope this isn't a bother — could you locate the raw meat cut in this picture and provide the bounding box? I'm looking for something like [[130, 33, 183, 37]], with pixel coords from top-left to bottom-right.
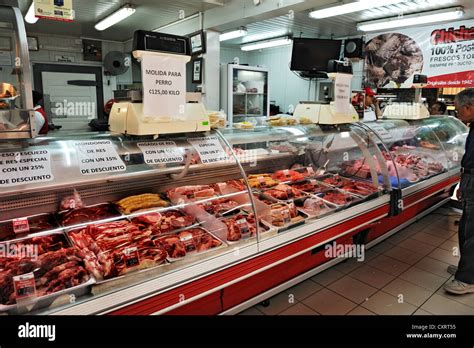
[[57, 204, 120, 227], [272, 170, 304, 182]]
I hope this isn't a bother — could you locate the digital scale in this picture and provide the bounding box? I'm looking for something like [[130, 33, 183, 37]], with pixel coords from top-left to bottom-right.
[[109, 31, 210, 136], [293, 72, 359, 125]]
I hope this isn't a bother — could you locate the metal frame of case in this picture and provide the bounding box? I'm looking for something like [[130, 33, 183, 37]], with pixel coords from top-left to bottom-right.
[[0, 116, 468, 315]]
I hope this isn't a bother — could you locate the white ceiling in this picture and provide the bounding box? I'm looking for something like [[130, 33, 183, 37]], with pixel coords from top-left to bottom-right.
[[220, 0, 474, 47], [18, 0, 474, 43]]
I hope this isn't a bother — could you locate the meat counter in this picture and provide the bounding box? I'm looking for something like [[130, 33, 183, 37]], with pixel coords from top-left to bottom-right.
[[0, 116, 467, 315]]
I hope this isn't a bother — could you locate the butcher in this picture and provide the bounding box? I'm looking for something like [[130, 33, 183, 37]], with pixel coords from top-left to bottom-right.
[[444, 88, 474, 295], [363, 87, 382, 122]]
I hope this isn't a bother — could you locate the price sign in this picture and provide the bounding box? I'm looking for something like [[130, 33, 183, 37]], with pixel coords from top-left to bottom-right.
[[138, 141, 184, 165], [75, 140, 126, 176], [13, 218, 30, 234], [187, 136, 228, 164], [123, 247, 140, 268], [13, 273, 36, 300], [0, 150, 53, 187], [258, 176, 267, 188], [371, 125, 393, 141], [236, 218, 250, 239]]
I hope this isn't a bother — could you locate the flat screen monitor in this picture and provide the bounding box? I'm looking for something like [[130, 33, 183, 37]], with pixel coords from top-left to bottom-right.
[[290, 38, 342, 72]]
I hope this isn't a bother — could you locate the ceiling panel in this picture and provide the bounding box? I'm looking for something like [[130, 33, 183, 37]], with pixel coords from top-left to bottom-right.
[[219, 0, 474, 47], [19, 0, 221, 41]]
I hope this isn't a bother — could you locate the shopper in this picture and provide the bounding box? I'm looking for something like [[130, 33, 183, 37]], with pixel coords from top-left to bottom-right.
[[430, 101, 447, 115], [32, 90, 49, 135], [363, 87, 382, 122], [444, 88, 474, 295]]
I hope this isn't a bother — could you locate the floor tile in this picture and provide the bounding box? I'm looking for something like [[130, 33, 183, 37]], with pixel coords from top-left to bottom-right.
[[303, 288, 357, 315], [428, 219, 459, 233], [239, 307, 264, 315], [333, 258, 365, 274], [382, 278, 433, 306], [413, 309, 433, 315], [362, 291, 417, 315], [411, 231, 446, 247], [347, 306, 375, 315], [349, 264, 395, 289], [437, 287, 474, 309], [421, 294, 474, 315], [397, 238, 437, 255], [399, 267, 447, 292], [366, 254, 411, 276], [328, 275, 378, 304], [421, 225, 456, 239], [386, 230, 412, 244], [311, 268, 345, 287], [428, 248, 460, 266], [363, 248, 380, 262], [278, 303, 319, 316], [256, 292, 294, 315], [449, 233, 459, 242], [439, 239, 459, 253], [285, 279, 323, 301], [414, 257, 452, 279], [370, 241, 394, 254], [383, 246, 424, 265]]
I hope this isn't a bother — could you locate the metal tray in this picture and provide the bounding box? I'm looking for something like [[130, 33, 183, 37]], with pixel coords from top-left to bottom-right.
[[293, 195, 338, 219], [259, 185, 309, 202], [289, 179, 332, 195], [260, 202, 308, 233], [56, 203, 122, 228], [317, 189, 364, 209], [0, 213, 60, 242], [218, 211, 272, 244]]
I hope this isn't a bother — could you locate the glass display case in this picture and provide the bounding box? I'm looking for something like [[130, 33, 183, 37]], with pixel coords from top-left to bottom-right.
[[220, 64, 269, 126], [0, 5, 35, 139], [0, 116, 467, 314]]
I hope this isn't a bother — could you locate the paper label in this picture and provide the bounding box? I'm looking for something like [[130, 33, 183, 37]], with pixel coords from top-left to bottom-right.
[[123, 247, 140, 268], [236, 218, 250, 238], [371, 125, 393, 141], [334, 73, 353, 115], [0, 150, 53, 187], [75, 140, 126, 176], [138, 141, 184, 165], [307, 167, 315, 175], [13, 218, 30, 234], [13, 273, 36, 300], [142, 54, 186, 119], [187, 136, 228, 164], [310, 179, 318, 186], [258, 176, 266, 188], [179, 233, 196, 252]]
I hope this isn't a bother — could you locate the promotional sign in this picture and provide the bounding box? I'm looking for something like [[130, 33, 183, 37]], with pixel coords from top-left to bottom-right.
[[0, 150, 53, 187], [365, 20, 474, 88], [34, 0, 74, 22], [141, 54, 187, 120], [75, 140, 126, 176], [334, 73, 352, 114], [187, 136, 228, 164], [137, 141, 184, 165]]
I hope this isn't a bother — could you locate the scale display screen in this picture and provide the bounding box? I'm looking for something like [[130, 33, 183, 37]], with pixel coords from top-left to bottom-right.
[[133, 30, 189, 56]]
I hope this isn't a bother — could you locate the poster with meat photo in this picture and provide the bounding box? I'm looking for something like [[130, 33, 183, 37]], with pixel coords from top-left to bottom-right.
[[364, 19, 474, 88]]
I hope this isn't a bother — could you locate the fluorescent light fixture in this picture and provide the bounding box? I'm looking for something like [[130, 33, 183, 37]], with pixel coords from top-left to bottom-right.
[[25, 1, 38, 24], [241, 37, 292, 51], [95, 4, 136, 31], [220, 28, 247, 42], [309, 0, 405, 19], [357, 7, 464, 32]]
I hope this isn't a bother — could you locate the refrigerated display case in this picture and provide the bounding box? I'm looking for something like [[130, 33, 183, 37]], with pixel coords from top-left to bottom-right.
[[220, 64, 269, 126], [0, 116, 467, 315]]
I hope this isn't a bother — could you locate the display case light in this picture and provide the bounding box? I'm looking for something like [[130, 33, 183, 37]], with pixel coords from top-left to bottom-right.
[[309, 0, 405, 19], [357, 7, 464, 32], [95, 4, 136, 31], [241, 37, 292, 51], [220, 27, 248, 42], [25, 2, 38, 24]]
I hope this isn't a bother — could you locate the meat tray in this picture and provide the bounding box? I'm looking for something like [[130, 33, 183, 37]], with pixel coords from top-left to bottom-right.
[[154, 227, 227, 262], [294, 195, 338, 219], [260, 202, 307, 233], [0, 231, 95, 313], [0, 213, 60, 242], [259, 184, 309, 202], [317, 189, 364, 209], [56, 203, 122, 228], [218, 210, 274, 244], [289, 179, 332, 195], [316, 174, 381, 201]]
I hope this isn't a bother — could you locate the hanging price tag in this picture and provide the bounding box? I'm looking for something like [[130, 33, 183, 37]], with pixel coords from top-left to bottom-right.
[[12, 218, 30, 234], [13, 273, 36, 300]]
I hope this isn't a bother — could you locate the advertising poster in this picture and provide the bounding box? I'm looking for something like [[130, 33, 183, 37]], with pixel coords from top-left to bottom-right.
[[365, 19, 474, 88], [34, 0, 74, 22]]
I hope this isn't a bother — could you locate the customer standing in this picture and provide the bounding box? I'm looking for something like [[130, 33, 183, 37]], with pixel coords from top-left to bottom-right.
[[444, 88, 474, 295]]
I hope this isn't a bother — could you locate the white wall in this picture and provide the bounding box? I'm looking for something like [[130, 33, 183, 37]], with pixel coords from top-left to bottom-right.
[[220, 47, 249, 65], [27, 33, 127, 103]]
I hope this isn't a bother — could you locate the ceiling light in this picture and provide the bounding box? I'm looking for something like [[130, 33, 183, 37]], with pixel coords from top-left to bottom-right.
[[357, 7, 464, 32], [220, 27, 248, 42], [25, 1, 38, 24], [95, 4, 136, 31], [241, 37, 292, 51], [309, 0, 405, 19]]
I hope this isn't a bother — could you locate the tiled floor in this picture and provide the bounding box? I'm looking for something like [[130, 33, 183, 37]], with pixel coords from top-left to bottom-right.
[[239, 205, 474, 316]]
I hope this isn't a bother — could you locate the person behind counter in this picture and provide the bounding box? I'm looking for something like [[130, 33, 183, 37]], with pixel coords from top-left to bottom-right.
[[444, 88, 474, 295], [363, 87, 382, 122], [32, 90, 49, 135], [429, 101, 447, 115]]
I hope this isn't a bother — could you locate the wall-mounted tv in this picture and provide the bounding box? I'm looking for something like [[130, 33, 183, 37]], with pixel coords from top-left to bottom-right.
[[290, 38, 342, 73]]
